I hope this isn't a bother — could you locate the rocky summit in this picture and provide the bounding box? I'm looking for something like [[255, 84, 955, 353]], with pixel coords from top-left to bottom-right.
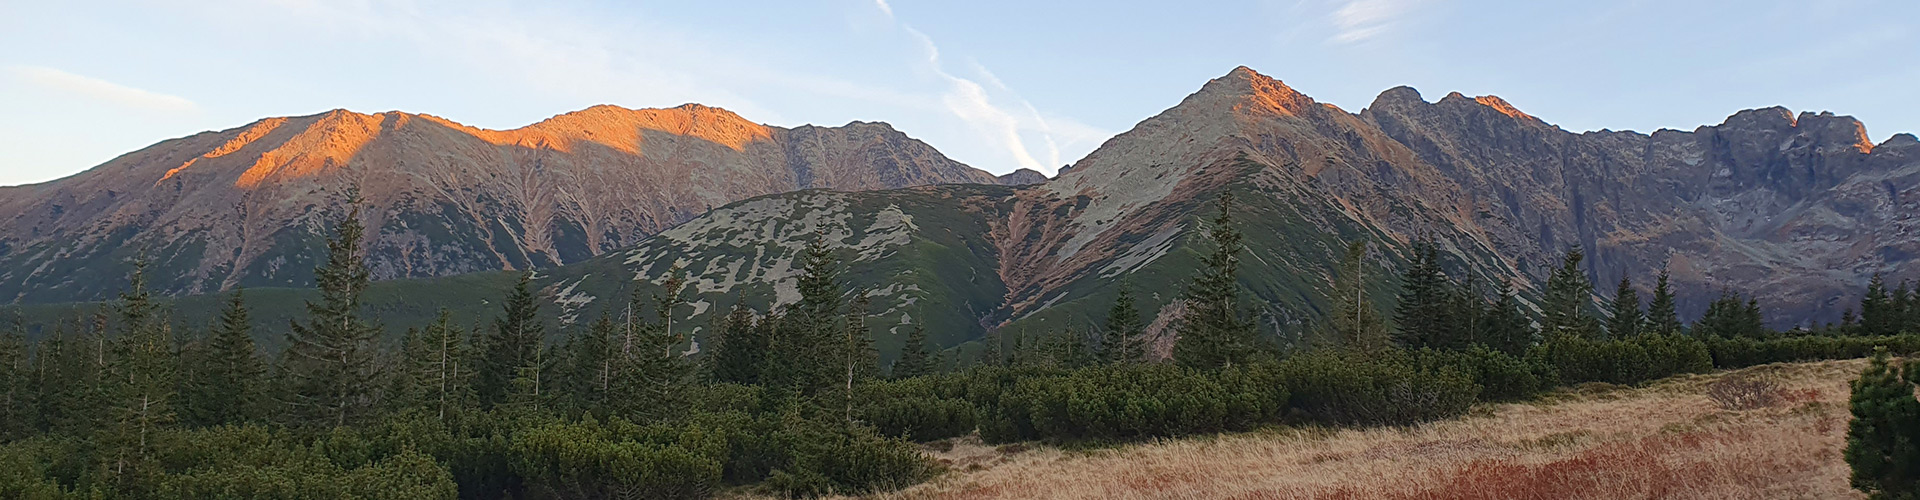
[[0, 104, 1028, 304]]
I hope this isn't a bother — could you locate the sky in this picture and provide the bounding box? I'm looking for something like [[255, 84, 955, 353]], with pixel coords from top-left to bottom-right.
[[2, 0, 1917, 186]]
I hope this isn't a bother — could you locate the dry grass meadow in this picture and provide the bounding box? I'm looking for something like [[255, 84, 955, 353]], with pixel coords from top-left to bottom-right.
[[821, 359, 1872, 500]]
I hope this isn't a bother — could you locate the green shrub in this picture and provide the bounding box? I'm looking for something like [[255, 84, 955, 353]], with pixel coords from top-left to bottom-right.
[[1276, 350, 1478, 427], [1534, 334, 1711, 386], [0, 439, 77, 500], [1844, 349, 1920, 499], [1708, 334, 1920, 369], [760, 423, 934, 498], [980, 364, 1285, 443], [859, 397, 977, 442], [1417, 345, 1545, 402], [508, 417, 724, 500]]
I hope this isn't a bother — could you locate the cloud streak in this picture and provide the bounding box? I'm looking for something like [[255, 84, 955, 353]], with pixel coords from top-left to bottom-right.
[[886, 1, 1104, 174], [9, 66, 197, 112], [906, 27, 1048, 170], [1329, 0, 1422, 43]]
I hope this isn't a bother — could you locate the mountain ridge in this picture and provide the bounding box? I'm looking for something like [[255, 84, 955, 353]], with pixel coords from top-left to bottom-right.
[[3, 67, 1914, 353], [0, 103, 1037, 304]]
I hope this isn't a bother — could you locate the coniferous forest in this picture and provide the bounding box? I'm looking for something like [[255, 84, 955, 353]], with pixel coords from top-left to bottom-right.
[[3, 194, 1919, 499]]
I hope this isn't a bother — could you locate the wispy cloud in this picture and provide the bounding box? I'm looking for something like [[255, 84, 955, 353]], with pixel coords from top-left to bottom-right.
[[885, 0, 1103, 173], [906, 27, 1044, 170], [1328, 0, 1423, 43], [9, 66, 197, 112]]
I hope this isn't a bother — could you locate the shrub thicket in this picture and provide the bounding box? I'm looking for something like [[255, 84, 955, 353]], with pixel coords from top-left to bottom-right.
[[1707, 334, 1920, 369], [1533, 333, 1712, 386]]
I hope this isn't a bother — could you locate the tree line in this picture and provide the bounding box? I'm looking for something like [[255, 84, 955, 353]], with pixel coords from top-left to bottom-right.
[[3, 190, 1918, 499]]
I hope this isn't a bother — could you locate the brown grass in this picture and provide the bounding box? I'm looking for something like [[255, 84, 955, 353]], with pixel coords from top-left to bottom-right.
[[828, 359, 1868, 500]]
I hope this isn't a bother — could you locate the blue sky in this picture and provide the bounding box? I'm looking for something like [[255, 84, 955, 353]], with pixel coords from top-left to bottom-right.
[[3, 0, 1916, 186]]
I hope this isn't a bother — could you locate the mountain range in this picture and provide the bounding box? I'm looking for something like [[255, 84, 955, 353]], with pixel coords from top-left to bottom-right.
[[3, 66, 1914, 355], [0, 104, 1041, 304]]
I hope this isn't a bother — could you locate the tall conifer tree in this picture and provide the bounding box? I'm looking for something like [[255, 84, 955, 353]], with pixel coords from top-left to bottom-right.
[[892, 323, 934, 379], [771, 234, 845, 395], [1325, 241, 1391, 354], [1862, 274, 1896, 337], [478, 272, 545, 409], [101, 258, 178, 487], [0, 319, 28, 440], [1892, 281, 1915, 336], [1606, 276, 1644, 339], [1173, 192, 1261, 370], [282, 193, 382, 429], [1540, 247, 1602, 340], [1483, 282, 1535, 357], [705, 304, 765, 385], [561, 312, 615, 413], [1696, 289, 1766, 339], [1393, 239, 1449, 349], [1102, 285, 1146, 364], [181, 290, 265, 427], [397, 310, 471, 420], [1645, 266, 1683, 335]]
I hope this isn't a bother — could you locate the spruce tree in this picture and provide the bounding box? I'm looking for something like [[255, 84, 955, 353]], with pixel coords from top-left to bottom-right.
[[771, 234, 844, 395], [0, 321, 27, 440], [1393, 239, 1449, 349], [1845, 348, 1920, 498], [1325, 241, 1391, 354], [605, 287, 693, 421], [1696, 289, 1767, 339], [181, 290, 266, 427], [1605, 276, 1644, 339], [840, 292, 877, 420], [705, 305, 765, 385], [101, 258, 178, 486], [1173, 192, 1261, 370], [503, 341, 554, 414], [397, 310, 471, 420], [978, 330, 1004, 368], [478, 272, 545, 410], [1483, 282, 1535, 357], [892, 323, 934, 379], [653, 267, 689, 358], [1433, 275, 1486, 350], [1863, 274, 1897, 337], [282, 195, 382, 429], [1101, 285, 1146, 364], [1894, 281, 1915, 336], [35, 320, 103, 435], [1540, 247, 1602, 340], [562, 312, 615, 413], [1645, 266, 1683, 335]]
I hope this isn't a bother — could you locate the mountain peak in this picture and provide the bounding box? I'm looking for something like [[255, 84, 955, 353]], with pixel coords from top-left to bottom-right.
[[1434, 91, 1540, 123], [996, 168, 1048, 185], [1469, 95, 1537, 122], [1192, 65, 1316, 117], [1370, 86, 1426, 108]]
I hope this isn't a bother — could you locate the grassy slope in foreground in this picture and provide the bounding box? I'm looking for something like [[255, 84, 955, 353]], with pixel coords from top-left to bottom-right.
[[823, 359, 1867, 500]]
